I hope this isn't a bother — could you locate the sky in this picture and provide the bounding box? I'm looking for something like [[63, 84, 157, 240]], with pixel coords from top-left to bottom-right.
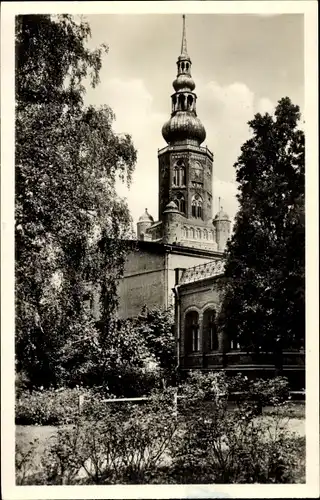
[[83, 14, 304, 228]]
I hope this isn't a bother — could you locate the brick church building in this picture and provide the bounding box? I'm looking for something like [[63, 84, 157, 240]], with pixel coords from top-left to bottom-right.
[[115, 17, 304, 384]]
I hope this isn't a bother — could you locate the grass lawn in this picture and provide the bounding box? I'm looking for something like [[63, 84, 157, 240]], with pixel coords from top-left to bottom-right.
[[263, 402, 305, 419], [16, 425, 57, 473]]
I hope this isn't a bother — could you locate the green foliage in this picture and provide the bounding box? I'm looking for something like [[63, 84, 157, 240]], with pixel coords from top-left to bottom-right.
[[87, 315, 160, 397], [132, 306, 176, 373], [92, 307, 175, 397], [218, 97, 305, 357], [179, 370, 228, 401], [15, 369, 31, 398], [19, 390, 179, 485], [172, 372, 300, 484], [228, 373, 290, 408], [171, 406, 302, 483], [17, 305, 174, 395], [16, 15, 106, 106], [16, 379, 304, 484], [179, 371, 290, 419], [16, 437, 41, 485], [15, 15, 137, 387], [15, 387, 95, 425]]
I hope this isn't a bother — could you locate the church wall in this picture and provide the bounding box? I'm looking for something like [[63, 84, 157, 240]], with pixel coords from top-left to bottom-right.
[[122, 248, 165, 274], [176, 274, 304, 388], [117, 249, 167, 319], [178, 280, 221, 357], [117, 246, 220, 318]]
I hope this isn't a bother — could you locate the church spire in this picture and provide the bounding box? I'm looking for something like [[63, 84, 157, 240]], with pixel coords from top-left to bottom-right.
[[178, 15, 190, 63], [161, 15, 206, 146], [181, 14, 188, 58]]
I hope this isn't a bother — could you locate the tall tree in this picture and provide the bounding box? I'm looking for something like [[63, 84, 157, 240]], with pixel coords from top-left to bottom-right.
[[15, 15, 137, 387], [218, 97, 305, 364]]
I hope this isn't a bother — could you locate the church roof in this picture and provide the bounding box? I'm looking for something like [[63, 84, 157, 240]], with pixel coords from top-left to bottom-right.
[[138, 208, 154, 223], [161, 15, 206, 147], [163, 200, 179, 212], [179, 259, 225, 285], [122, 238, 222, 258], [179, 14, 189, 60], [214, 207, 230, 221], [162, 112, 206, 146]]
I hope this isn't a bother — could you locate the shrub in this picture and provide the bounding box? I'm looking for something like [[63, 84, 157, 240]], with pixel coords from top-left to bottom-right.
[[15, 370, 31, 398], [15, 387, 96, 425], [15, 377, 304, 485], [16, 438, 40, 485], [171, 401, 302, 484], [102, 366, 162, 398], [34, 389, 179, 485], [228, 373, 290, 414], [179, 371, 228, 402]]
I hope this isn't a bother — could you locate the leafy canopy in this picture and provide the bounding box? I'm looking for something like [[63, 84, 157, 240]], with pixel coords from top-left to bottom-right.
[[15, 15, 137, 387], [218, 97, 305, 355]]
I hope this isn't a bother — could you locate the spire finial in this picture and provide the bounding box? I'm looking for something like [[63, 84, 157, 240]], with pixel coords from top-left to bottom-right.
[[181, 14, 188, 57]]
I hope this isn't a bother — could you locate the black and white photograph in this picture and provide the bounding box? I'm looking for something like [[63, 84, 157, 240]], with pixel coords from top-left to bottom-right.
[[1, 1, 319, 498]]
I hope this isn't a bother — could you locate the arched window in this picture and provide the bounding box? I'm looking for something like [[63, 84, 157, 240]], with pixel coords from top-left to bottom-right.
[[173, 167, 178, 186], [203, 229, 208, 240], [196, 228, 201, 239], [191, 199, 196, 217], [182, 227, 187, 238], [187, 95, 193, 110], [173, 193, 186, 214], [180, 197, 186, 213], [203, 309, 218, 352], [180, 164, 186, 185], [197, 204, 202, 219], [185, 311, 200, 353], [178, 94, 185, 110], [186, 62, 189, 70], [181, 62, 185, 71], [191, 194, 203, 219], [172, 95, 177, 112], [190, 227, 195, 239], [173, 160, 186, 187]]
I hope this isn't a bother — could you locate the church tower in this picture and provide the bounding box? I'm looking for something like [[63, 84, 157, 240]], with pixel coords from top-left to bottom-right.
[[120, 16, 231, 319], [137, 15, 230, 252]]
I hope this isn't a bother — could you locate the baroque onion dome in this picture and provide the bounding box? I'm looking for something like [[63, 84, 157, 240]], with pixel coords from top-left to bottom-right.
[[162, 15, 206, 146]]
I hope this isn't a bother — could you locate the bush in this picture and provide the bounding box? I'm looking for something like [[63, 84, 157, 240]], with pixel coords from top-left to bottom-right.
[[179, 371, 228, 402], [15, 370, 31, 398], [102, 366, 162, 398], [15, 377, 304, 485], [172, 398, 302, 483], [15, 387, 96, 425], [16, 438, 40, 485], [24, 389, 179, 485], [169, 371, 301, 483], [228, 373, 290, 414]]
